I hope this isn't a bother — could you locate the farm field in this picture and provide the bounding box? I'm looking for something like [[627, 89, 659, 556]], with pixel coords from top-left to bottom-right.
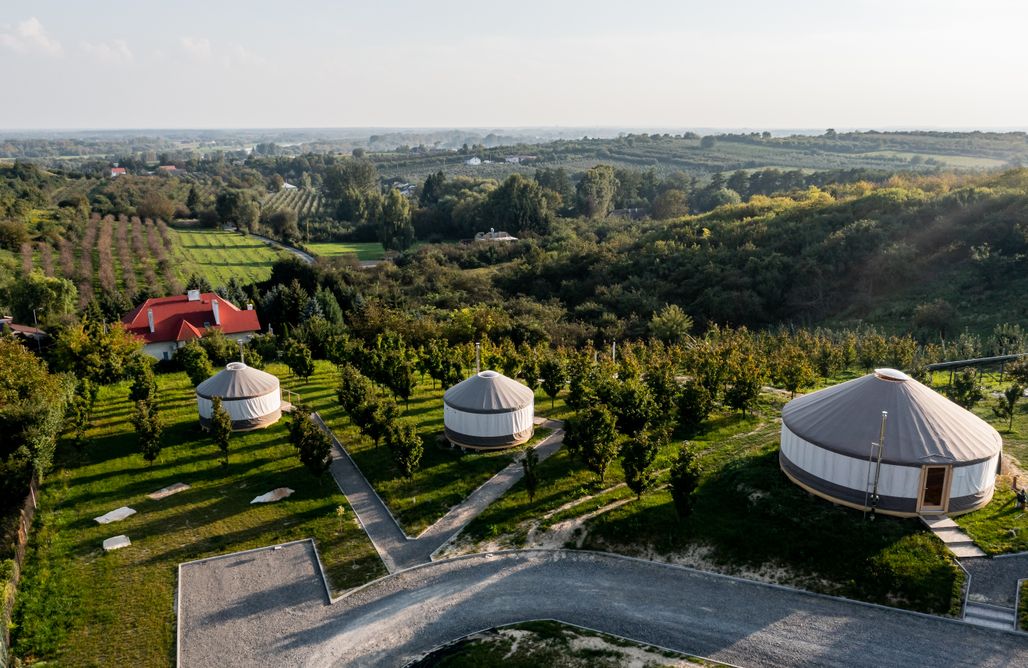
[[262, 187, 324, 219], [169, 228, 286, 286], [11, 370, 384, 666], [306, 241, 386, 261], [19, 216, 286, 307]]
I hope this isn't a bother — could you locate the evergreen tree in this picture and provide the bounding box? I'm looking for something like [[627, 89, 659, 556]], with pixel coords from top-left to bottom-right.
[[948, 369, 984, 410], [385, 420, 423, 480], [564, 404, 619, 482], [539, 354, 568, 408], [283, 340, 315, 382], [992, 383, 1023, 432], [177, 340, 215, 386], [209, 395, 232, 466], [669, 445, 700, 519], [131, 399, 163, 465], [622, 430, 661, 499], [127, 355, 157, 405]]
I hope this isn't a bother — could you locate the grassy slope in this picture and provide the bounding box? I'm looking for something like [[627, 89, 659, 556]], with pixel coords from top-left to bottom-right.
[[170, 228, 286, 287], [462, 390, 964, 615], [305, 241, 386, 261], [11, 370, 384, 666]]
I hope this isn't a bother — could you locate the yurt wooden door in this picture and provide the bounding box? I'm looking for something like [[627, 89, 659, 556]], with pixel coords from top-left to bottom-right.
[[917, 465, 951, 513]]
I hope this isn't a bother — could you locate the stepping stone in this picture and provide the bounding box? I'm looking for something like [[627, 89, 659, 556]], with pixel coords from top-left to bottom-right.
[[532, 417, 547, 426], [147, 482, 190, 500], [102, 535, 131, 552], [251, 488, 294, 504], [948, 542, 988, 558], [94, 506, 137, 524]]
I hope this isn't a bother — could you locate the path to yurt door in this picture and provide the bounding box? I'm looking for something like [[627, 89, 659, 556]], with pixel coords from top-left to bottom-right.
[[918, 465, 951, 513]]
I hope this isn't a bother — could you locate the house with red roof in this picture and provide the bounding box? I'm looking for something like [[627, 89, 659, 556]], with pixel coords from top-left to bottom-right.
[[110, 167, 127, 177], [122, 290, 261, 361]]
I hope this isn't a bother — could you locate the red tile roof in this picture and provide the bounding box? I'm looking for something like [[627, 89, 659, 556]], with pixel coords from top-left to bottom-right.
[[122, 293, 260, 344], [110, 167, 127, 175]]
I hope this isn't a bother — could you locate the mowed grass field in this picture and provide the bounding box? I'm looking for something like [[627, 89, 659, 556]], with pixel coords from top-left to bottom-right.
[[170, 228, 287, 286], [305, 241, 386, 261], [12, 370, 384, 666]]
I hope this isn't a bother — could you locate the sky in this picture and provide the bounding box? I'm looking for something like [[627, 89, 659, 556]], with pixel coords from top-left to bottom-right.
[[1, 0, 1027, 130]]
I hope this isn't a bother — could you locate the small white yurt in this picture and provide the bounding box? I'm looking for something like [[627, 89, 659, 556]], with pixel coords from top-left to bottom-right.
[[780, 368, 1002, 517], [443, 370, 534, 449], [196, 362, 282, 431]]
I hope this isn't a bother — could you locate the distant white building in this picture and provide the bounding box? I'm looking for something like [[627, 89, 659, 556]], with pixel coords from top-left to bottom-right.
[[475, 228, 518, 243], [465, 157, 482, 166], [282, 182, 298, 190]]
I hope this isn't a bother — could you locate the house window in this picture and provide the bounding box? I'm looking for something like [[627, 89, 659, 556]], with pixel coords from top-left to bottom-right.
[[163, 351, 170, 361]]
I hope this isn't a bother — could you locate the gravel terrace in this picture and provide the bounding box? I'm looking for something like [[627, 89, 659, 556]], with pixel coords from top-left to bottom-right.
[[177, 546, 1028, 668]]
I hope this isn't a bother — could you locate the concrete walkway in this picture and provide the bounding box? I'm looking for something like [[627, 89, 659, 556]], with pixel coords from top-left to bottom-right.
[[178, 545, 1028, 668], [311, 413, 564, 572]]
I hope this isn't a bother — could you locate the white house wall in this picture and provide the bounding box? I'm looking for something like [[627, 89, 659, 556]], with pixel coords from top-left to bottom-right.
[[443, 404, 534, 438]]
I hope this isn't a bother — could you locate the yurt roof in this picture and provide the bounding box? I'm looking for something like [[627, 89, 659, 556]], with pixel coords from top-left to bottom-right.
[[196, 362, 279, 400], [782, 368, 1001, 465], [443, 370, 534, 414]]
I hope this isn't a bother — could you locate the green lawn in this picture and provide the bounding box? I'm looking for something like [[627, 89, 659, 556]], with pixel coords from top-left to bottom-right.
[[170, 228, 287, 287], [274, 360, 557, 536], [11, 370, 384, 666], [305, 241, 386, 261]]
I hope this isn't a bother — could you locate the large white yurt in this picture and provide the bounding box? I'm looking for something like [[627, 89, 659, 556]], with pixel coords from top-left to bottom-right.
[[780, 368, 1002, 517], [443, 370, 534, 449], [196, 362, 282, 431]]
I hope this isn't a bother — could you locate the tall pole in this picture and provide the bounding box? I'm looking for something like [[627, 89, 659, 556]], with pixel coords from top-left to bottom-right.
[[869, 411, 888, 519], [475, 342, 481, 373]]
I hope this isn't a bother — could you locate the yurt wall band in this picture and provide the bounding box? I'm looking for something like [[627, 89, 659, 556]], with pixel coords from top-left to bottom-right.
[[443, 370, 535, 450]]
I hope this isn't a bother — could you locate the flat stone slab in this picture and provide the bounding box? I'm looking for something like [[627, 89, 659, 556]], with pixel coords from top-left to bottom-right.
[[532, 416, 547, 426], [251, 488, 294, 504], [948, 543, 988, 558], [102, 535, 131, 552], [148, 482, 190, 500], [94, 506, 137, 524]]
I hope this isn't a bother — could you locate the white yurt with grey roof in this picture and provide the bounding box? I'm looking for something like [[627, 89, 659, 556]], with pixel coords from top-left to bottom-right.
[[780, 368, 1001, 517], [443, 370, 534, 449], [196, 362, 282, 430]]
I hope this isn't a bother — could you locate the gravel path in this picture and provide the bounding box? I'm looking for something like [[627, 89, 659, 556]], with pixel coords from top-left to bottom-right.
[[248, 233, 315, 264], [178, 546, 1028, 667], [963, 553, 1028, 607], [313, 413, 564, 571]]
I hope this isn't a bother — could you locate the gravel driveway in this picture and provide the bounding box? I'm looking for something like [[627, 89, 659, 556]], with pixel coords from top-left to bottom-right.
[[178, 546, 1028, 667]]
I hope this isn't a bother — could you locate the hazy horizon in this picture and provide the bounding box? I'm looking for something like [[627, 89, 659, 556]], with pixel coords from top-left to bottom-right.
[[2, 0, 1027, 130]]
